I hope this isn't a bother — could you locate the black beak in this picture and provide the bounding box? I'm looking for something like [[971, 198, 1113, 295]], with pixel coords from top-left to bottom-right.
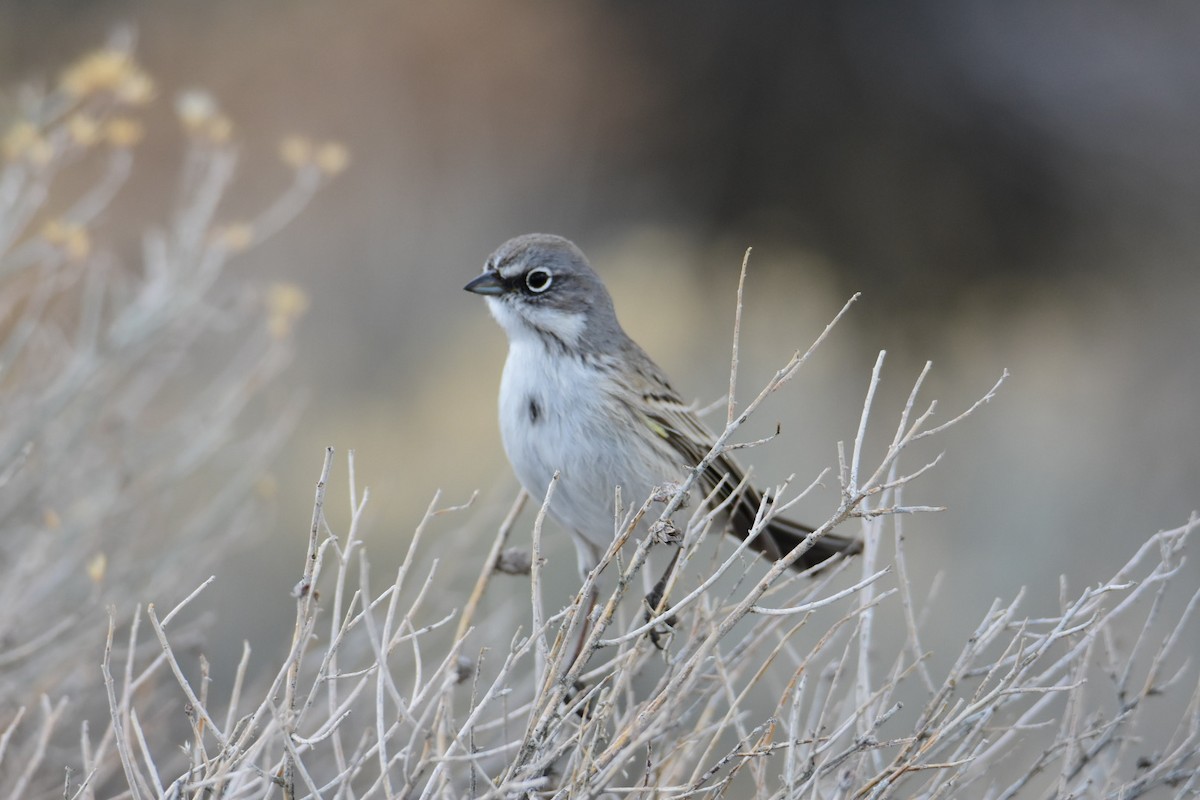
[[463, 271, 506, 296]]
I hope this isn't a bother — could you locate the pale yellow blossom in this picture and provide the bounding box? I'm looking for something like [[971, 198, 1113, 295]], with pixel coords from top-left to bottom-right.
[[3, 121, 40, 160], [266, 282, 310, 339], [42, 220, 91, 261], [204, 115, 233, 144], [279, 135, 313, 168], [315, 142, 350, 176], [67, 113, 100, 147], [86, 552, 107, 583], [212, 223, 255, 252], [115, 71, 155, 105], [60, 48, 151, 103], [104, 117, 144, 148]]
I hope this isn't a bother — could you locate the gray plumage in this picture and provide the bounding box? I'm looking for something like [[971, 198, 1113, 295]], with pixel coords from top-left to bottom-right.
[[465, 233, 860, 579]]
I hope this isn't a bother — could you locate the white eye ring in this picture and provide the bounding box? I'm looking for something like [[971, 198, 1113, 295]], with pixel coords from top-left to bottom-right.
[[525, 268, 553, 293]]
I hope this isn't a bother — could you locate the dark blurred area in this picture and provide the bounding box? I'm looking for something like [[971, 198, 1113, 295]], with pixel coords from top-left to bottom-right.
[[2, 1, 1197, 664], [10, 3, 1200, 300]]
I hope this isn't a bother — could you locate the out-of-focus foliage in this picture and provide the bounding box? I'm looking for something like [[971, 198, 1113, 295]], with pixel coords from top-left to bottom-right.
[[0, 35, 341, 797]]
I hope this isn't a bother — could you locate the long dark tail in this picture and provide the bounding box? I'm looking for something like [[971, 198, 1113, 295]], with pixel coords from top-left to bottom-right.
[[730, 491, 862, 572]]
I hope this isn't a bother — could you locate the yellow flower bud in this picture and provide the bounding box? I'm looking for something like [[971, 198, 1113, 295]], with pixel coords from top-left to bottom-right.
[[41, 219, 66, 242], [2, 121, 40, 160], [279, 135, 313, 169], [67, 113, 100, 147], [212, 223, 255, 252], [315, 142, 350, 176], [42, 220, 91, 261], [64, 227, 91, 261], [104, 117, 144, 148], [60, 49, 142, 98], [266, 282, 310, 340], [28, 139, 55, 167], [204, 115, 233, 144], [87, 552, 108, 583], [116, 72, 155, 105]]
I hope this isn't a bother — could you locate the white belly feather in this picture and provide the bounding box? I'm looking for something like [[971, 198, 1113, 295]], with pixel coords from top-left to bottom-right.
[[498, 338, 667, 562]]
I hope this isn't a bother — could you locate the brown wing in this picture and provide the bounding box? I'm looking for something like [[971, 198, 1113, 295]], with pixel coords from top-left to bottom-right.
[[621, 362, 859, 570]]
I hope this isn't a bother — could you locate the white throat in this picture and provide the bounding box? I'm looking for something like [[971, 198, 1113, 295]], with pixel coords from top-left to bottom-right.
[[485, 296, 586, 347]]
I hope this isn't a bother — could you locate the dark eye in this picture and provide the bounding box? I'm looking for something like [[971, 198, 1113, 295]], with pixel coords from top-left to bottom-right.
[[525, 268, 553, 293]]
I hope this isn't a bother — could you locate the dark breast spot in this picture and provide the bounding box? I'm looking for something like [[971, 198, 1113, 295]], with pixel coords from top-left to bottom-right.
[[528, 396, 541, 424]]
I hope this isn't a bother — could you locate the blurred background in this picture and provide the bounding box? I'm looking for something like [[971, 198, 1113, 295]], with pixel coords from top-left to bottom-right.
[[2, 1, 1197, 681]]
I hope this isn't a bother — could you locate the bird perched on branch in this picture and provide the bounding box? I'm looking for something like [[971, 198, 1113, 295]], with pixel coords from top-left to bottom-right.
[[465, 233, 860, 587]]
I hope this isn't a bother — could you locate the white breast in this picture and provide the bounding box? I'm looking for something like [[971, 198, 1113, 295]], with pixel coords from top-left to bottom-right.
[[497, 337, 663, 559]]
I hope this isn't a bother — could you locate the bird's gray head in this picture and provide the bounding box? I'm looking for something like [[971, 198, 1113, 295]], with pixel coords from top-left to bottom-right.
[[464, 234, 624, 351]]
